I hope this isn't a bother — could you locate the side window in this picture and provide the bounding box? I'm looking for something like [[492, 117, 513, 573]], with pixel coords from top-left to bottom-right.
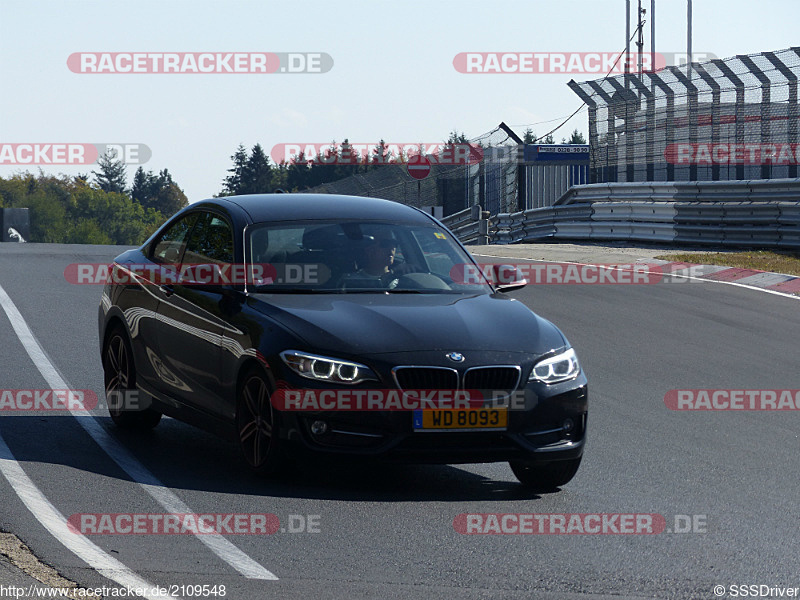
[[183, 212, 234, 265], [151, 214, 197, 264]]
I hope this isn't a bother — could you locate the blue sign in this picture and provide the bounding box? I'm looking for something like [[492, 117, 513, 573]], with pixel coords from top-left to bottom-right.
[[523, 144, 589, 163]]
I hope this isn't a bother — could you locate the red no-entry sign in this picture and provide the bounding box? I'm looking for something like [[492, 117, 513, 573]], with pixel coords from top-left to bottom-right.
[[407, 155, 431, 180]]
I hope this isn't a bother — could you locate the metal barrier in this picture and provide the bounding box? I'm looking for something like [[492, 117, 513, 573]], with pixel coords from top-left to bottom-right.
[[444, 179, 800, 248], [488, 200, 800, 248], [555, 178, 800, 205], [440, 205, 489, 245]]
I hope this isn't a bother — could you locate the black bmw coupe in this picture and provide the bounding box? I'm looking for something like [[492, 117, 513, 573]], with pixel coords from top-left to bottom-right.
[[98, 194, 587, 490]]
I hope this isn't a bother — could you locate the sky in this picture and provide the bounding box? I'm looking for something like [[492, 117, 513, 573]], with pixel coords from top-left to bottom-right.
[[1, 0, 798, 203]]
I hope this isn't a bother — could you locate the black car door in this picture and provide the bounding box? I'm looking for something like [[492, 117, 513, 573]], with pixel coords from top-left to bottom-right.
[[154, 210, 236, 418], [129, 212, 198, 392]]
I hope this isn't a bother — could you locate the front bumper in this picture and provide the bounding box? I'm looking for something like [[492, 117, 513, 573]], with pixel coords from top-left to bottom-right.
[[276, 376, 588, 465]]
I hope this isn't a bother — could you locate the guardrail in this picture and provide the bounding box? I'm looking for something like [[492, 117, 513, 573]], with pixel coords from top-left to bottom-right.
[[489, 201, 800, 248], [441, 180, 800, 247], [555, 178, 800, 205], [440, 205, 489, 245]]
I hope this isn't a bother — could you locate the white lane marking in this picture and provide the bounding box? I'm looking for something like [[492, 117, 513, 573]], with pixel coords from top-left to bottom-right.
[[0, 435, 178, 600], [472, 253, 800, 301], [0, 283, 278, 581]]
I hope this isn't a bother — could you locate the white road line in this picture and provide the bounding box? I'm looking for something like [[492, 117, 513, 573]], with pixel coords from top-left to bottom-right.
[[0, 434, 178, 600], [472, 253, 800, 301], [0, 283, 278, 581]]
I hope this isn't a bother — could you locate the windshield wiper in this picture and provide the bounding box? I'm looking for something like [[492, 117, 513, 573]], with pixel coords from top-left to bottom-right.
[[346, 288, 453, 294], [251, 287, 332, 294]]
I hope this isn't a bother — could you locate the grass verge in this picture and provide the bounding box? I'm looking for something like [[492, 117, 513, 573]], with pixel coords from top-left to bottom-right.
[[654, 250, 800, 276]]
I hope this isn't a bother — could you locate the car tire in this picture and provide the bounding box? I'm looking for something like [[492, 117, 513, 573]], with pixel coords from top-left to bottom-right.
[[236, 367, 286, 476], [509, 457, 582, 491], [103, 328, 162, 430]]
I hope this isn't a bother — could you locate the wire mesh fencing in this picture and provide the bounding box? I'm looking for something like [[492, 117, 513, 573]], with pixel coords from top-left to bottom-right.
[[568, 47, 800, 183], [302, 127, 520, 217]]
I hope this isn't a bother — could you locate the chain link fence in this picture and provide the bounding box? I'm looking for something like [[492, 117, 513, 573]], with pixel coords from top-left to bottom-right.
[[303, 127, 520, 217], [569, 47, 800, 183]]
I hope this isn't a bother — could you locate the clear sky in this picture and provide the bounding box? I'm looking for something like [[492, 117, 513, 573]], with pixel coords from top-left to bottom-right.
[[1, 0, 798, 202]]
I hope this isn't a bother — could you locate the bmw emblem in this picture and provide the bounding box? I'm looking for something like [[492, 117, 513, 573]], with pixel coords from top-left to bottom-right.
[[446, 352, 465, 363]]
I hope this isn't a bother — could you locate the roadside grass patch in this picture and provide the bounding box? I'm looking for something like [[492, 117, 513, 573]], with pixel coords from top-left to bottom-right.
[[654, 249, 800, 277]]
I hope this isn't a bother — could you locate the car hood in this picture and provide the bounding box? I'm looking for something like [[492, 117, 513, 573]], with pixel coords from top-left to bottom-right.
[[248, 292, 567, 357]]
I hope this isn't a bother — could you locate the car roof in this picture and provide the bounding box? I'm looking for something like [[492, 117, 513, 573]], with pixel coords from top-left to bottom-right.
[[206, 193, 436, 225]]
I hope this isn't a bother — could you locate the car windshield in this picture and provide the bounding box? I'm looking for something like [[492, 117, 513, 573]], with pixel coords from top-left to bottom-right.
[[246, 220, 493, 294]]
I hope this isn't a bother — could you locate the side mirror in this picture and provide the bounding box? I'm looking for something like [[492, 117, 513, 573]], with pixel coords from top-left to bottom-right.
[[492, 264, 528, 292]]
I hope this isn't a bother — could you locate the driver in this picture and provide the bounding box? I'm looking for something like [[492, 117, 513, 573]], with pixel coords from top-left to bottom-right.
[[360, 236, 397, 277], [360, 236, 400, 288], [343, 235, 402, 289]]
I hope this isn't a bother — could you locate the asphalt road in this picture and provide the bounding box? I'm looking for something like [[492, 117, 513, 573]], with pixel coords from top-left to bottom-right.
[[1, 243, 799, 600]]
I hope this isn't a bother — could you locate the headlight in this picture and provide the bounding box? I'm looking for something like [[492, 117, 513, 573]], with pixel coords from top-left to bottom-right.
[[280, 351, 378, 385], [528, 348, 580, 384]]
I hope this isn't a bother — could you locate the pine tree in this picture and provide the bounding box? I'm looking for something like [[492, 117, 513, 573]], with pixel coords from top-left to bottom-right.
[[242, 144, 274, 193], [523, 129, 536, 144], [131, 167, 150, 204], [567, 129, 587, 144], [220, 144, 248, 196], [93, 150, 127, 194], [370, 139, 391, 167], [287, 151, 310, 191], [131, 167, 188, 216]]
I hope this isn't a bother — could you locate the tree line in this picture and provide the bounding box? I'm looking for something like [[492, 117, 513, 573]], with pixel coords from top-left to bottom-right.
[[0, 127, 587, 244], [0, 151, 187, 244], [524, 128, 586, 145], [217, 132, 472, 196], [216, 130, 587, 196]]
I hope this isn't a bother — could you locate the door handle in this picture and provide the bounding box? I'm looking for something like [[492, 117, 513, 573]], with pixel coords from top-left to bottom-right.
[[160, 284, 175, 297]]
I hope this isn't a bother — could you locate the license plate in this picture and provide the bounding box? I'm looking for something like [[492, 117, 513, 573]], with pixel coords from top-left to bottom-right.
[[412, 408, 507, 431]]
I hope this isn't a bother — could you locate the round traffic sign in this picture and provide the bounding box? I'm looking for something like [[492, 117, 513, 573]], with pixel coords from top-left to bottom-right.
[[407, 155, 431, 180]]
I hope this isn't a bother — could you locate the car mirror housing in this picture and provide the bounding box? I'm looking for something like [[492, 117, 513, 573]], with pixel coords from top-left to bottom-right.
[[492, 264, 528, 292]]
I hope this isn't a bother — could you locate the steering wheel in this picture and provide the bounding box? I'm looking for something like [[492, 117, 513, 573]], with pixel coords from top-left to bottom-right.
[[395, 272, 451, 290]]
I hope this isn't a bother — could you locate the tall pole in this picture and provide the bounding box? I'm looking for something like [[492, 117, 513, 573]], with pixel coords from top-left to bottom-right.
[[687, 0, 693, 78], [625, 0, 631, 88], [650, 0, 655, 95], [637, 0, 644, 76], [651, 0, 655, 71]]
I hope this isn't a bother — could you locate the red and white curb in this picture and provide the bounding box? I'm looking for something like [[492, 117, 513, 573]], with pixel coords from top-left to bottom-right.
[[646, 260, 800, 296], [472, 252, 800, 299]]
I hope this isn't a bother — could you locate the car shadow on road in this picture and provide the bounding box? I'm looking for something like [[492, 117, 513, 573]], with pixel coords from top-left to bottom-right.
[[1, 415, 554, 502], [110, 417, 552, 502]]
